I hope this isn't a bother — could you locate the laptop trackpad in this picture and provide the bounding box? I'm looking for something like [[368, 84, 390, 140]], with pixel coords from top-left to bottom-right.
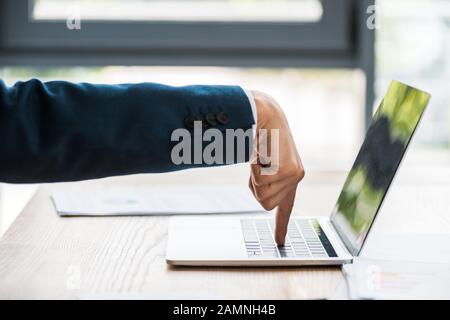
[[167, 220, 247, 260]]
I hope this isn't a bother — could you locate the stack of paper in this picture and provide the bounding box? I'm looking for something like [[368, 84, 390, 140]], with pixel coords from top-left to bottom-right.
[[51, 186, 265, 216]]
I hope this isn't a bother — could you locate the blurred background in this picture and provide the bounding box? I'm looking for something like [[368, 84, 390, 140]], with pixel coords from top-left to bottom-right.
[[0, 0, 449, 234]]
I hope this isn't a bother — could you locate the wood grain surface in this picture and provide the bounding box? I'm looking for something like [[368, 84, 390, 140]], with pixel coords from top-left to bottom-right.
[[0, 165, 448, 299]]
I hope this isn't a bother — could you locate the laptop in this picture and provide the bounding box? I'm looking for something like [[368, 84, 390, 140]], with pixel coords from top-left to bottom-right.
[[166, 80, 431, 266]]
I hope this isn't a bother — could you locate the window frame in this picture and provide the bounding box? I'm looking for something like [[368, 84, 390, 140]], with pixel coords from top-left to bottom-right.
[[0, 0, 375, 128]]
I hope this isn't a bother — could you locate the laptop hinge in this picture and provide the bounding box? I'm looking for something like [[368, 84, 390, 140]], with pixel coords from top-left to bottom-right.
[[324, 219, 353, 257]]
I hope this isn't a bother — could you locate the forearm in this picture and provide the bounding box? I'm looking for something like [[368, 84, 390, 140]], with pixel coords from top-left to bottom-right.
[[0, 79, 255, 183]]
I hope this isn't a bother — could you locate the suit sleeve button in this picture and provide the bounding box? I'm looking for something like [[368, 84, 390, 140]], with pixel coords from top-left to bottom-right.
[[216, 112, 230, 125], [184, 116, 196, 129], [194, 115, 209, 128], [205, 113, 218, 126]]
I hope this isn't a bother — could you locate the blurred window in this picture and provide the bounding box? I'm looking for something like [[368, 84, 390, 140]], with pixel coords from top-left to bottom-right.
[[0, 0, 373, 168], [0, 0, 354, 61], [377, 0, 450, 150], [32, 0, 323, 22]]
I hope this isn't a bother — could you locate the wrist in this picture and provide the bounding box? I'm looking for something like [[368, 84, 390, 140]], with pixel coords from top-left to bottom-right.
[[251, 90, 281, 129]]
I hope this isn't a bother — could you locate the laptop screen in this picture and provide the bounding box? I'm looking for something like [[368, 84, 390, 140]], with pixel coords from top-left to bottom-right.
[[330, 80, 431, 256]]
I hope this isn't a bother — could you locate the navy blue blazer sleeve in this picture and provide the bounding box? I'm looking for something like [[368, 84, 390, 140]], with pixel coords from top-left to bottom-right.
[[0, 79, 255, 183]]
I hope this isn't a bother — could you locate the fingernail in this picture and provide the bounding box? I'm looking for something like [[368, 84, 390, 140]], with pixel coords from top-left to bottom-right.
[[275, 235, 285, 246]]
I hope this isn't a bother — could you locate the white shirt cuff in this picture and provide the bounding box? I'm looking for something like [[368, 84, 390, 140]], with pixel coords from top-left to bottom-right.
[[242, 87, 257, 126]]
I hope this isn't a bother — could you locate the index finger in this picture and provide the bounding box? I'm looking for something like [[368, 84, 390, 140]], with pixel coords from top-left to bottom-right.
[[274, 188, 297, 246]]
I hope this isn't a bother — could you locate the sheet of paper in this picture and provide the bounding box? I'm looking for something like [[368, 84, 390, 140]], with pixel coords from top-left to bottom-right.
[[333, 233, 450, 300], [342, 258, 450, 300], [51, 186, 265, 216]]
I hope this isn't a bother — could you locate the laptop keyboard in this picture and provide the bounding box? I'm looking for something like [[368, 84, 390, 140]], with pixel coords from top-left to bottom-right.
[[241, 219, 337, 258]]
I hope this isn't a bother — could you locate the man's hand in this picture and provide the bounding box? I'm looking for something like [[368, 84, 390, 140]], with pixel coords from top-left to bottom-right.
[[249, 90, 305, 246]]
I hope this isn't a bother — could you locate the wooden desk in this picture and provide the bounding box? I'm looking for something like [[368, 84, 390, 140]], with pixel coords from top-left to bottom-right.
[[0, 164, 449, 299]]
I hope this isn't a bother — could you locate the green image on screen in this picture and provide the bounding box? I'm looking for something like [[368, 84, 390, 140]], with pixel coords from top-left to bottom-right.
[[331, 80, 431, 255]]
